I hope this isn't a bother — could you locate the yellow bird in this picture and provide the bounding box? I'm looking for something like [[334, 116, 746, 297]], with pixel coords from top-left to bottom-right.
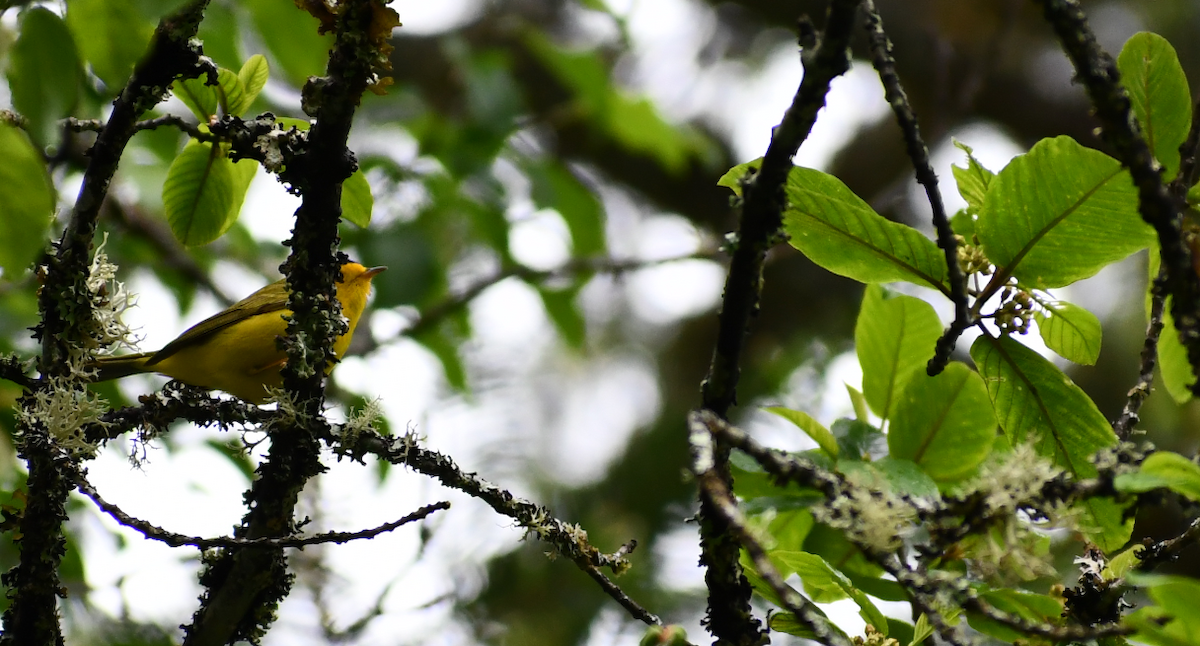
[[92, 262, 385, 403]]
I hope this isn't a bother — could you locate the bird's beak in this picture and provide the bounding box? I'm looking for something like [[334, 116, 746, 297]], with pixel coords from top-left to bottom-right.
[[363, 266, 387, 280]]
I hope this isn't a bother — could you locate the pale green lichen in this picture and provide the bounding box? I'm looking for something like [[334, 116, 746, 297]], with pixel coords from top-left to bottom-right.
[[815, 472, 917, 552], [341, 397, 383, 446]]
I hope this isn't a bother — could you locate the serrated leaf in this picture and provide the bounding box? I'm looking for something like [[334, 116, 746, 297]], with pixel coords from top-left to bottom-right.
[[162, 141, 237, 246], [783, 166, 950, 294], [766, 407, 837, 457], [173, 76, 219, 121], [1115, 451, 1200, 501], [215, 67, 245, 117], [951, 140, 994, 216], [0, 124, 55, 278], [1034, 299, 1102, 365], [977, 136, 1153, 289], [889, 362, 996, 482], [233, 54, 269, 115], [856, 285, 943, 421], [1117, 32, 1192, 177], [341, 170, 373, 228], [8, 8, 81, 148], [971, 334, 1131, 550], [772, 551, 888, 634]]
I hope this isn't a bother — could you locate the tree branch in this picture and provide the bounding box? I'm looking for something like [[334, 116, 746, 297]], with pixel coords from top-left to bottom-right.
[[696, 4, 862, 643], [77, 473, 447, 549], [859, 0, 971, 376], [1035, 0, 1200, 394], [1, 4, 212, 644]]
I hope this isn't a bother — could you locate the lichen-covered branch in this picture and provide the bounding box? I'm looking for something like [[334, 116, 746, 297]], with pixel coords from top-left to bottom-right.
[[0, 4, 211, 644], [696, 3, 861, 643], [859, 0, 972, 376], [326, 426, 660, 625], [1035, 0, 1200, 393], [181, 3, 398, 644]]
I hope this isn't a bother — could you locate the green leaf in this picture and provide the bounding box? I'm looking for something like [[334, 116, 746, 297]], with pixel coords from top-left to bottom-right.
[[782, 166, 949, 294], [65, 0, 155, 89], [228, 156, 257, 228], [1114, 451, 1200, 501], [8, 8, 81, 149], [967, 588, 1064, 642], [195, 1, 241, 70], [414, 329, 467, 392], [605, 94, 694, 175], [1102, 545, 1142, 580], [1126, 574, 1200, 646], [527, 160, 605, 256], [233, 54, 270, 115], [949, 209, 976, 238], [246, 0, 332, 87], [215, 67, 245, 117], [951, 140, 994, 216], [162, 141, 237, 246], [765, 407, 838, 458], [772, 551, 888, 633], [911, 614, 934, 646], [717, 159, 760, 197], [976, 136, 1153, 289], [0, 124, 56, 278], [855, 285, 943, 421], [173, 76, 219, 121], [831, 418, 883, 462], [889, 362, 996, 482], [341, 170, 373, 228], [846, 384, 870, 423], [870, 457, 939, 498], [1117, 32, 1192, 177], [971, 334, 1131, 550], [1033, 299, 1102, 365], [768, 611, 850, 642], [538, 285, 586, 349]]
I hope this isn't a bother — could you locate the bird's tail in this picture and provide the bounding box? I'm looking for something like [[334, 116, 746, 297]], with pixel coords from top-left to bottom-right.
[[90, 352, 156, 382]]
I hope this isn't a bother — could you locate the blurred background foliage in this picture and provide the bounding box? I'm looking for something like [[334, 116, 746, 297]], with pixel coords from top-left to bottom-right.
[[1, 0, 1200, 644]]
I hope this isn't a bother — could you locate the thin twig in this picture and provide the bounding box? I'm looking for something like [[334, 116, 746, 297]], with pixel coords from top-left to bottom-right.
[[859, 0, 971, 376], [0, 356, 34, 390], [1114, 267, 1167, 439], [1135, 517, 1200, 572], [77, 474, 447, 549], [66, 114, 216, 143]]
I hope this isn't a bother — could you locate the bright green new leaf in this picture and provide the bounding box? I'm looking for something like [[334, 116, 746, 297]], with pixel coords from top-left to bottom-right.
[[951, 140, 994, 216], [971, 334, 1131, 550], [1102, 545, 1141, 580], [772, 551, 888, 634], [768, 612, 850, 642], [782, 167, 950, 293], [65, 0, 155, 89], [856, 285, 943, 420], [717, 159, 759, 197], [342, 170, 374, 228], [846, 383, 870, 423], [1034, 299, 1102, 365], [215, 68, 245, 118], [233, 54, 270, 115], [0, 124, 56, 278], [8, 8, 81, 148], [950, 209, 976, 238], [976, 136, 1153, 289], [911, 615, 934, 646], [163, 141, 238, 246], [1115, 452, 1200, 501], [173, 76, 219, 121], [765, 407, 838, 457], [1117, 33, 1192, 177], [889, 362, 996, 482]]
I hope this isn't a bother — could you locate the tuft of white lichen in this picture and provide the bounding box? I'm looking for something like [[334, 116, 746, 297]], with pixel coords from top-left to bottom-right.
[[19, 377, 108, 458], [814, 471, 917, 552]]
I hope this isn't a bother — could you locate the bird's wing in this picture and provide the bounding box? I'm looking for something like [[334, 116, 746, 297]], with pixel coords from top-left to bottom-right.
[[146, 280, 290, 366]]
